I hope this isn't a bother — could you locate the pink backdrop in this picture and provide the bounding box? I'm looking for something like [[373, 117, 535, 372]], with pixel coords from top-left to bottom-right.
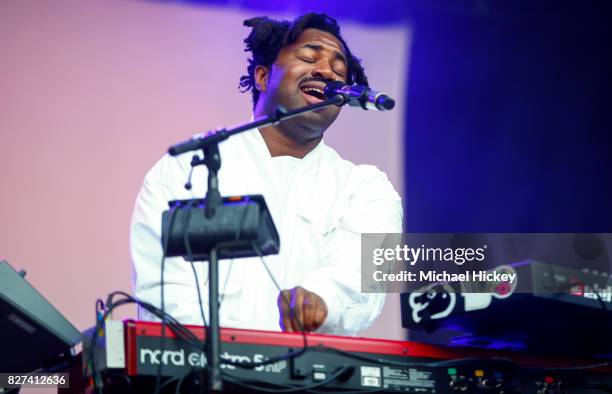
[[0, 0, 410, 346]]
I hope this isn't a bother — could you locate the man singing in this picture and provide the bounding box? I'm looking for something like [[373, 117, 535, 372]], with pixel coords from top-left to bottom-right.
[[131, 13, 402, 335]]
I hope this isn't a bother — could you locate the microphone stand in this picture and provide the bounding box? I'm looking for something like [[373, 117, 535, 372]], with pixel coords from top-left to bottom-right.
[[167, 95, 345, 393], [169, 95, 345, 157]]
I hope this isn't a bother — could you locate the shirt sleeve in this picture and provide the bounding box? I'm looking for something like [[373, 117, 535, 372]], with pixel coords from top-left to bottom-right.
[[299, 167, 403, 335], [130, 160, 209, 325]]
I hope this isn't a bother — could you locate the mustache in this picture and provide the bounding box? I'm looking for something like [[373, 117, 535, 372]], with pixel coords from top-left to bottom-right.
[[299, 77, 333, 86]]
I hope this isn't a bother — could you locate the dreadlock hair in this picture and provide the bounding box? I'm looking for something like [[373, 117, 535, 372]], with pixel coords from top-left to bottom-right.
[[239, 13, 369, 109]]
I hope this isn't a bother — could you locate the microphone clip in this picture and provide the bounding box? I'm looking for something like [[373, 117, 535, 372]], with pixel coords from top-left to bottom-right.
[[324, 81, 395, 111]]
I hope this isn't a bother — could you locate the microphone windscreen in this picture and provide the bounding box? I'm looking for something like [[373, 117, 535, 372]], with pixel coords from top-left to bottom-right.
[[324, 81, 345, 98]]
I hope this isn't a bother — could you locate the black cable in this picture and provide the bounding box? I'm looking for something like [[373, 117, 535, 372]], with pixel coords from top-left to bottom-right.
[[183, 204, 208, 329], [223, 365, 353, 393], [95, 294, 610, 392], [235, 240, 309, 365], [88, 300, 107, 393], [185, 244, 209, 337], [95, 298, 105, 314], [156, 376, 179, 392], [595, 290, 612, 337], [174, 370, 190, 394], [531, 360, 612, 372], [251, 241, 309, 335], [303, 345, 519, 370], [185, 238, 208, 392], [88, 295, 522, 377], [307, 388, 388, 394], [595, 290, 611, 314], [89, 296, 204, 371], [87, 293, 612, 393], [217, 198, 251, 310], [576, 380, 612, 394], [427, 356, 517, 368], [88, 298, 105, 392], [182, 204, 208, 325], [86, 304, 106, 392], [180, 195, 251, 348], [141, 237, 313, 372], [124, 295, 201, 348], [86, 293, 207, 393], [155, 196, 308, 374], [124, 236, 311, 375], [154, 205, 180, 394], [182, 206, 213, 394], [189, 261, 208, 329], [113, 293, 202, 350]]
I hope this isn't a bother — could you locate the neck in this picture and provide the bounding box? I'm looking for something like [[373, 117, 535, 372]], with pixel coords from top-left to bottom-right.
[[258, 124, 321, 159]]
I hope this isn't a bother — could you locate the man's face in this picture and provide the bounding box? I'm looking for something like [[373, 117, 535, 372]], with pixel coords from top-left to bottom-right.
[[255, 28, 349, 144]]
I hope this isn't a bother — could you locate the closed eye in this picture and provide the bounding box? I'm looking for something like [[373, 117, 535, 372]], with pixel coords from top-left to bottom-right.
[[298, 56, 315, 64]]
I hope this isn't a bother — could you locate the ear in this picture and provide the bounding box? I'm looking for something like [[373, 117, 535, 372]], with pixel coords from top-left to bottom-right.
[[254, 65, 270, 93]]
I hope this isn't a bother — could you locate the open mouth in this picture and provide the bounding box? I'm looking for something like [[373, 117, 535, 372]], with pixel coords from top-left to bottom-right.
[[300, 84, 326, 103]]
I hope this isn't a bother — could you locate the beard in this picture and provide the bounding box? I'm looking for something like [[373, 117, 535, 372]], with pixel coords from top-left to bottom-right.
[[263, 86, 341, 144]]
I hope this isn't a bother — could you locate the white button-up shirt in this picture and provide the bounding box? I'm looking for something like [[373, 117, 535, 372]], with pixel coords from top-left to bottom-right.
[[130, 129, 402, 335]]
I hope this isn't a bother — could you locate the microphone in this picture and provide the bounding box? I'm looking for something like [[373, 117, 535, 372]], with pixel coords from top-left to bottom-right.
[[324, 81, 395, 111]]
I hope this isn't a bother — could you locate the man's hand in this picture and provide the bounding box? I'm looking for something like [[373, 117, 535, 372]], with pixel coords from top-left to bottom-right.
[[277, 286, 328, 332]]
